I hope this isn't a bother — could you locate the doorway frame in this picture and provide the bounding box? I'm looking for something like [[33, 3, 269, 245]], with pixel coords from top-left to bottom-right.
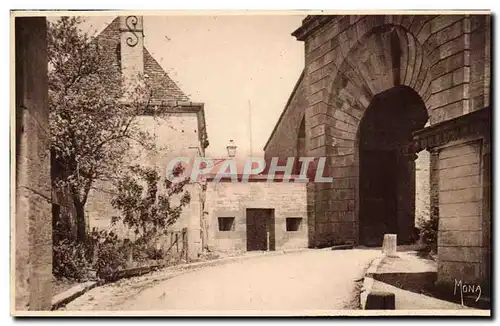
[[355, 86, 429, 246], [245, 206, 276, 251]]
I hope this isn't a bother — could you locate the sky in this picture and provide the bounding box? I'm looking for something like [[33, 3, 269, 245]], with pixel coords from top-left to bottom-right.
[[79, 14, 306, 159]]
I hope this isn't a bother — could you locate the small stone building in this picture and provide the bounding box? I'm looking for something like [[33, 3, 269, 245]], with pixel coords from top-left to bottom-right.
[[264, 14, 491, 289], [205, 175, 308, 252]]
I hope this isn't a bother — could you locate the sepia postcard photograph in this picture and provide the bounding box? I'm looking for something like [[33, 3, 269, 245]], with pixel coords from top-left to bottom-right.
[[10, 9, 492, 317]]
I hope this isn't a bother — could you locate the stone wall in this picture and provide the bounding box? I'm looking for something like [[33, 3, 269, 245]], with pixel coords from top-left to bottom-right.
[[469, 15, 491, 111], [86, 112, 205, 258], [412, 105, 490, 291], [415, 150, 430, 223], [436, 138, 488, 286], [205, 181, 308, 252], [15, 17, 52, 311], [268, 14, 492, 247], [264, 71, 307, 160]]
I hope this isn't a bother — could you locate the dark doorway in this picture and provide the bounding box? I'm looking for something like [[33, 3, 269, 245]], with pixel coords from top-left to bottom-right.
[[246, 209, 275, 251], [359, 149, 398, 244], [358, 86, 428, 246]]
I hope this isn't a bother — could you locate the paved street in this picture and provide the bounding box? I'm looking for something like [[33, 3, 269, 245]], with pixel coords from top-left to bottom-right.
[[65, 249, 380, 313]]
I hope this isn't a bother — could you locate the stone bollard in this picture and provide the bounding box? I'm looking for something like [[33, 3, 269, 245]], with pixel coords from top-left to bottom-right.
[[382, 234, 398, 257], [365, 291, 396, 309]]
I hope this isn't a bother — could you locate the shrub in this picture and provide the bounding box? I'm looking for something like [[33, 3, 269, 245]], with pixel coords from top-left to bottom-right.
[[146, 247, 165, 260], [130, 241, 165, 262], [417, 214, 438, 254], [53, 239, 93, 281], [53, 228, 128, 282], [87, 228, 127, 281], [95, 241, 127, 281], [111, 165, 191, 245]]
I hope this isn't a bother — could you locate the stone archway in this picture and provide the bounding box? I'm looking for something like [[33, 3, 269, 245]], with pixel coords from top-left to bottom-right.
[[290, 15, 488, 248], [358, 86, 428, 246], [332, 26, 433, 246], [275, 13, 491, 285], [305, 22, 436, 247]]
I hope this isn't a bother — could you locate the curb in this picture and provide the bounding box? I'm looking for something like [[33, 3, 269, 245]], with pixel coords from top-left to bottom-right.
[[51, 247, 312, 310], [331, 244, 354, 250], [51, 281, 100, 310], [359, 255, 387, 309], [173, 247, 312, 273]]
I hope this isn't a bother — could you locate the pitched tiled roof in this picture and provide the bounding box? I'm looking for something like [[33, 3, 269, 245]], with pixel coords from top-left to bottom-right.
[[143, 47, 189, 102], [96, 17, 189, 103]]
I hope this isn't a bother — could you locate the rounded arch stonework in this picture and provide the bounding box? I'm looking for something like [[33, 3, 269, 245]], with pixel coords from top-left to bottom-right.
[[300, 15, 476, 247]]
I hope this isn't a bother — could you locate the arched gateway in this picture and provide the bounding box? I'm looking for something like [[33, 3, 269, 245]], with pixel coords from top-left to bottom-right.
[[358, 85, 428, 245], [264, 14, 491, 288]]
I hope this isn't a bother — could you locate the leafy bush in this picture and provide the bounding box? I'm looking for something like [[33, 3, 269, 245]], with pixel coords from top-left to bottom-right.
[[95, 241, 127, 281], [111, 164, 191, 244], [53, 239, 93, 281], [53, 228, 128, 282], [417, 214, 438, 254], [130, 241, 166, 262], [131, 242, 149, 263], [87, 228, 127, 281], [145, 247, 165, 260]]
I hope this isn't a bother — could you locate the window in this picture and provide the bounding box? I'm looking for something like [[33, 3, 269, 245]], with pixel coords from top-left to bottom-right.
[[286, 218, 302, 232], [218, 217, 235, 231]]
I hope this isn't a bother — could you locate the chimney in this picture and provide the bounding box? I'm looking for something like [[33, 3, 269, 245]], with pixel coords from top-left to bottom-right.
[[119, 16, 144, 84]]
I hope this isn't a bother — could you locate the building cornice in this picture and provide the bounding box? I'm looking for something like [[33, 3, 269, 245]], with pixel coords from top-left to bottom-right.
[[132, 100, 210, 150], [412, 106, 491, 152], [292, 15, 338, 41], [174, 102, 210, 150]]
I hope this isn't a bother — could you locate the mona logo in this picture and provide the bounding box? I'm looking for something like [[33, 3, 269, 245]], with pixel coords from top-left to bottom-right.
[[454, 279, 481, 306]]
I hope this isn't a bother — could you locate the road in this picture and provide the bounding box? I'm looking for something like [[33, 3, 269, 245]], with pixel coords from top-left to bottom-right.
[[108, 248, 380, 313]]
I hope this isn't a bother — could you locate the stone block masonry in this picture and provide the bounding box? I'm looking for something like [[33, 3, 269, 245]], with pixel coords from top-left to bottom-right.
[[265, 14, 490, 288], [437, 139, 487, 286], [206, 181, 308, 252], [14, 17, 52, 311]]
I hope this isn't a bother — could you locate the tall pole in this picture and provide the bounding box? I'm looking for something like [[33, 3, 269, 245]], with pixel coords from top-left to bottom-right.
[[248, 100, 253, 156]]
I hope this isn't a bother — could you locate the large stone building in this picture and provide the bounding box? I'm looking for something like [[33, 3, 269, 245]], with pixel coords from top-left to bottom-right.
[[84, 16, 209, 258], [264, 14, 491, 289]]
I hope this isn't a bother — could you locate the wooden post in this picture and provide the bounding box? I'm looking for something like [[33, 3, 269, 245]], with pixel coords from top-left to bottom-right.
[[182, 227, 188, 262], [92, 242, 99, 266], [267, 231, 270, 251]]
